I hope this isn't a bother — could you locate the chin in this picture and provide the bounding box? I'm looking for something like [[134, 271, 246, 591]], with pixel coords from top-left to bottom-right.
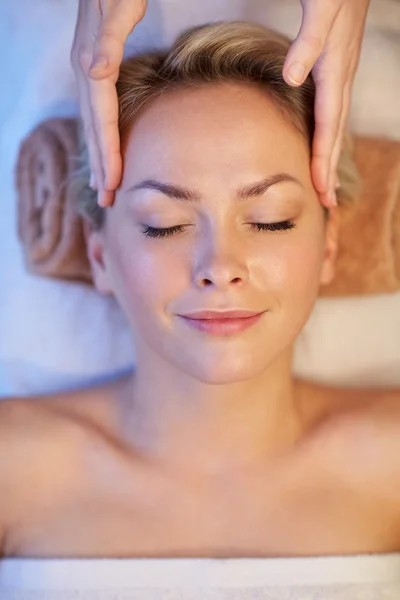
[[180, 353, 268, 385]]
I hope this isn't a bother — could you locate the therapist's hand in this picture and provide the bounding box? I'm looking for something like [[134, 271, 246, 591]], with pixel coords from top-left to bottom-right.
[[71, 0, 147, 207], [283, 0, 370, 207]]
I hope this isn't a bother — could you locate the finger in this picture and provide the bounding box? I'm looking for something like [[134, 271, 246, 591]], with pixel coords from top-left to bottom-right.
[[88, 75, 122, 193], [98, 189, 116, 208], [283, 0, 338, 86], [89, 0, 147, 77], [310, 63, 345, 204], [328, 78, 352, 200], [76, 49, 105, 192], [84, 109, 104, 196], [70, 0, 87, 70]]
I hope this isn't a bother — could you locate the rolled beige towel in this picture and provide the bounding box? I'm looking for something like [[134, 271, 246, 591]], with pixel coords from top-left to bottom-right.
[[321, 135, 400, 297], [14, 118, 400, 296], [15, 118, 92, 284]]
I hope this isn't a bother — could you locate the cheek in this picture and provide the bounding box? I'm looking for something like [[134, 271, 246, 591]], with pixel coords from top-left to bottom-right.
[[254, 226, 326, 300], [288, 237, 325, 296], [106, 233, 189, 317]]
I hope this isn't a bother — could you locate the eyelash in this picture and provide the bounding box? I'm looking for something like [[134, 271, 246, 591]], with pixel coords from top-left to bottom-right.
[[141, 221, 296, 238]]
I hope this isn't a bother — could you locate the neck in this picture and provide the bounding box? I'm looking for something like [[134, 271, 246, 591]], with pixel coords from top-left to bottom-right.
[[116, 346, 307, 478]]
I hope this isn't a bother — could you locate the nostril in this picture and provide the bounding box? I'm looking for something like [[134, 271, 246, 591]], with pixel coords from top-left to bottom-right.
[[202, 278, 213, 287], [199, 276, 243, 287]]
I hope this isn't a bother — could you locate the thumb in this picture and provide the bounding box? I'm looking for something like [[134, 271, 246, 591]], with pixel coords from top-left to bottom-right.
[[283, 0, 337, 86], [90, 0, 147, 77]]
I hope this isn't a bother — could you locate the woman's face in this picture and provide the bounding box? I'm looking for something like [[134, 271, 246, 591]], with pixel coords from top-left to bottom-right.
[[88, 81, 338, 384]]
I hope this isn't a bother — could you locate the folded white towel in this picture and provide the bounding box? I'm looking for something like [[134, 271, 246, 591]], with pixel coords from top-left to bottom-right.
[[1, 554, 400, 600]]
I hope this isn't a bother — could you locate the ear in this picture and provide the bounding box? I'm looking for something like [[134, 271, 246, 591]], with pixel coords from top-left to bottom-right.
[[84, 222, 113, 295], [319, 206, 340, 287]]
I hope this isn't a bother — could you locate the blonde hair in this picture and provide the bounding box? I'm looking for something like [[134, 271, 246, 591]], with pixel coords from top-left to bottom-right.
[[76, 21, 360, 229]]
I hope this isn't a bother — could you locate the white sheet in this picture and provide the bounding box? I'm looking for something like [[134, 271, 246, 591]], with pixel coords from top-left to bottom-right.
[[1, 554, 400, 600], [1, 0, 399, 397]]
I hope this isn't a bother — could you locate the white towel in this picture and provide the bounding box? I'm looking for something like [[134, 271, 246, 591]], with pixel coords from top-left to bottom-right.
[[1, 554, 400, 600]]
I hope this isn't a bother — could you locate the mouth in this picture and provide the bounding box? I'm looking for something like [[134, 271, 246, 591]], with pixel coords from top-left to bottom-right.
[[177, 310, 266, 336]]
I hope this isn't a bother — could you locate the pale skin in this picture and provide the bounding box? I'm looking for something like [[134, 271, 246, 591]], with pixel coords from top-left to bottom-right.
[[1, 82, 400, 559], [71, 0, 371, 207]]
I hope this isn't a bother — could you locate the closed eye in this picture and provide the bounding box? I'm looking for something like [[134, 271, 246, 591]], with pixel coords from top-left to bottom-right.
[[141, 220, 296, 239], [249, 220, 296, 232], [141, 225, 185, 238]]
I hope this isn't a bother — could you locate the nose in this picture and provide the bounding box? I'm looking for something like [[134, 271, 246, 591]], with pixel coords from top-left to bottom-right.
[[192, 235, 249, 291]]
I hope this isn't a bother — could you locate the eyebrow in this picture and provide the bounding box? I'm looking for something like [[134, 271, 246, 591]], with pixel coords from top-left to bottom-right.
[[126, 173, 302, 202]]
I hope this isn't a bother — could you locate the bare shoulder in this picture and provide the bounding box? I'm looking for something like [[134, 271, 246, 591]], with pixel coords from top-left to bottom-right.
[[0, 399, 31, 553], [328, 386, 400, 450], [0, 383, 120, 485], [0, 396, 90, 554], [0, 377, 128, 534], [298, 378, 400, 440], [0, 395, 87, 460], [347, 388, 400, 471], [312, 384, 400, 500]]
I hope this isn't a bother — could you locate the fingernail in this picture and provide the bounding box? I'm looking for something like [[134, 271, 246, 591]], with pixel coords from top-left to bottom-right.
[[98, 191, 110, 208], [335, 176, 341, 190], [287, 62, 306, 85], [90, 55, 108, 72]]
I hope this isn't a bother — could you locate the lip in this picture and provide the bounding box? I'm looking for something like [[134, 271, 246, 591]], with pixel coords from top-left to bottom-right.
[[181, 310, 262, 319], [177, 310, 266, 336]]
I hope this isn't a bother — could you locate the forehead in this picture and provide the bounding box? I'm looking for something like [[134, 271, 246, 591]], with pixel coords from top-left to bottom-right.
[[121, 82, 309, 181]]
